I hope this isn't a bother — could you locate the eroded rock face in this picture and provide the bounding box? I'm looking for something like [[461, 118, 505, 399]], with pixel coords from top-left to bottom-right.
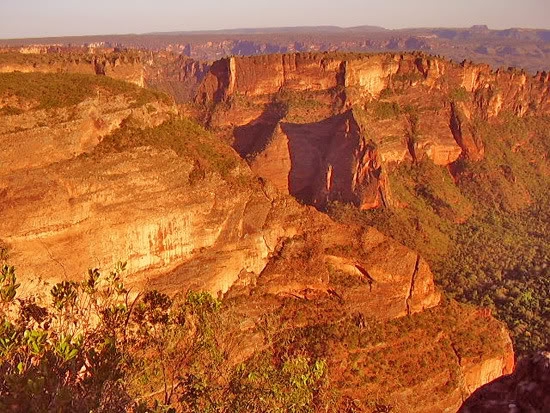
[[1, 147, 272, 296], [0, 53, 146, 86], [0, 141, 441, 319], [0, 96, 175, 174], [460, 352, 550, 413], [245, 111, 386, 210], [196, 53, 550, 118], [0, 60, 519, 411], [193, 52, 550, 211]]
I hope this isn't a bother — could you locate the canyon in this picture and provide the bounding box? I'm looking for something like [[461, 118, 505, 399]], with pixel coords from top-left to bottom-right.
[[2, 25, 550, 72], [1, 48, 549, 411], [195, 52, 549, 211]]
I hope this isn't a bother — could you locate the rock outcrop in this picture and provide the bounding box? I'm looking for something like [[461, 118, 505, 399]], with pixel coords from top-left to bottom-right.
[[192, 52, 549, 210], [196, 53, 550, 118], [244, 110, 388, 210], [0, 61, 519, 412], [0, 95, 174, 174], [0, 51, 147, 86], [4, 25, 550, 72], [1, 142, 440, 319], [460, 352, 550, 413]]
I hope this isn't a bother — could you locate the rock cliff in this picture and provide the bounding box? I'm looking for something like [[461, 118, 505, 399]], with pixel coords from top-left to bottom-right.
[[0, 64, 517, 411], [0, 51, 147, 86], [0, 94, 174, 174], [0, 50, 212, 104], [194, 52, 550, 210], [460, 352, 550, 413]]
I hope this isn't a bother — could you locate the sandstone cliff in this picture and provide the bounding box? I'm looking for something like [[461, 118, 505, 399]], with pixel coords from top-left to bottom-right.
[[0, 67, 516, 411], [0, 93, 175, 174], [460, 352, 550, 413], [193, 52, 549, 210], [0, 50, 209, 103], [4, 25, 550, 73], [0, 51, 147, 86]]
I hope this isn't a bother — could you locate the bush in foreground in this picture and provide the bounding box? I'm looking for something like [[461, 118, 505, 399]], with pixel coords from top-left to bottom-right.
[[0, 264, 328, 413]]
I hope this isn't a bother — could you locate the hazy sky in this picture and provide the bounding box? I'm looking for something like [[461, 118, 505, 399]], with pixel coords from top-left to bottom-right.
[[1, 0, 549, 39]]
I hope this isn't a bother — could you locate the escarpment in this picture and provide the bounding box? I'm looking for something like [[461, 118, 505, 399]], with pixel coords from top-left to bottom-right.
[[0, 60, 520, 411], [0, 77, 176, 174], [0, 51, 147, 86], [460, 352, 550, 413], [196, 53, 550, 117], [193, 52, 549, 210], [0, 50, 210, 103]]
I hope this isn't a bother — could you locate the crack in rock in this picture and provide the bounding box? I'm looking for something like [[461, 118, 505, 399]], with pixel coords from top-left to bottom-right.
[[405, 254, 421, 316]]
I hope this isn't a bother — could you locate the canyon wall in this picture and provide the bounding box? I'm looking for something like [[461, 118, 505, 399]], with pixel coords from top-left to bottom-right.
[[0, 55, 521, 411], [194, 52, 550, 210], [0, 96, 174, 174], [196, 53, 550, 116], [0, 52, 146, 86], [0, 51, 209, 102], [460, 352, 550, 412]]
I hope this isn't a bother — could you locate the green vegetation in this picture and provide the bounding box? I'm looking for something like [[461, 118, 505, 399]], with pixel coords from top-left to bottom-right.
[[0, 72, 170, 110], [371, 101, 401, 120], [449, 86, 470, 102], [257, 297, 503, 411], [331, 114, 550, 355], [0, 264, 329, 412], [435, 202, 550, 353], [330, 159, 471, 262], [96, 118, 239, 179], [274, 89, 327, 123]]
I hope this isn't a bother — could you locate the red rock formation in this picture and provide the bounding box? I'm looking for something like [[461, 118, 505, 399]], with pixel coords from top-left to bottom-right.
[[196, 53, 550, 118], [460, 352, 550, 413], [244, 110, 387, 210], [0, 96, 175, 174], [194, 52, 549, 210], [0, 51, 146, 86], [0, 57, 521, 411]]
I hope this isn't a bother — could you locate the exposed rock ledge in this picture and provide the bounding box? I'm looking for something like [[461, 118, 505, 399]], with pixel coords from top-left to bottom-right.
[[460, 352, 550, 413]]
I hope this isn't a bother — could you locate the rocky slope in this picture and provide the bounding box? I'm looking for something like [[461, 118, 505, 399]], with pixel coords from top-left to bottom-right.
[[460, 352, 550, 412], [194, 52, 549, 211], [0, 50, 209, 103], [0, 77, 175, 174], [0, 50, 147, 86], [0, 66, 518, 411]]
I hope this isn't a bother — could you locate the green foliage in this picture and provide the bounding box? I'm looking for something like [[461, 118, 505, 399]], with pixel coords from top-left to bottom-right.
[[378, 88, 394, 99], [449, 86, 470, 102], [393, 72, 423, 85], [330, 159, 471, 262], [97, 118, 239, 179], [0, 265, 20, 304], [371, 101, 401, 120], [0, 263, 330, 411], [0, 72, 170, 110], [332, 113, 550, 356], [0, 264, 129, 412], [229, 354, 328, 413], [434, 200, 550, 354], [273, 89, 327, 123]]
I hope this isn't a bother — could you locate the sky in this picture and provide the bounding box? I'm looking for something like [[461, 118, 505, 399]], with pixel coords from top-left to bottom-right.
[[0, 0, 549, 39]]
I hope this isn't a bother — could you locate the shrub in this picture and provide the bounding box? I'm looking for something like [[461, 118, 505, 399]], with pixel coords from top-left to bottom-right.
[[371, 101, 401, 120], [0, 264, 330, 412], [449, 87, 470, 102], [0, 72, 170, 110]]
